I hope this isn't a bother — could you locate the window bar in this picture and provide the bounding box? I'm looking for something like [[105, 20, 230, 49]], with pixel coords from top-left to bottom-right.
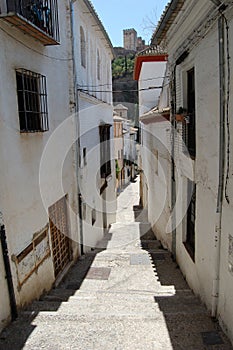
[[43, 75, 48, 131], [21, 70, 28, 132]]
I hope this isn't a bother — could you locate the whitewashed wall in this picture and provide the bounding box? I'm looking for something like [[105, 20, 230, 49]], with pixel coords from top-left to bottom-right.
[[164, 0, 233, 343], [140, 118, 171, 248], [72, 0, 116, 251], [139, 62, 166, 116], [0, 0, 79, 324]]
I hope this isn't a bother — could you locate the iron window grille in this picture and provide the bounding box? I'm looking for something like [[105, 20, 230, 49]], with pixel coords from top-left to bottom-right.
[[183, 68, 196, 158], [16, 69, 49, 132], [5, 0, 59, 42]]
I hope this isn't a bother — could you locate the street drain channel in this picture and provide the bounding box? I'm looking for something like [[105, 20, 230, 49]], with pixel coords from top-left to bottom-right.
[[201, 331, 224, 345]]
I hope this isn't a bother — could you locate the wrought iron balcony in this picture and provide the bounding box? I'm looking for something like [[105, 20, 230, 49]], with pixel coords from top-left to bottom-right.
[[0, 0, 59, 45]]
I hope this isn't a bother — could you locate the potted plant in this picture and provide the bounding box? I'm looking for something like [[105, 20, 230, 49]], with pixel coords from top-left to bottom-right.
[[175, 107, 187, 122]]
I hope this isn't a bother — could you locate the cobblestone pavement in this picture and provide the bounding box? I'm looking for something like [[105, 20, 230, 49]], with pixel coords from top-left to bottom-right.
[[0, 177, 232, 350]]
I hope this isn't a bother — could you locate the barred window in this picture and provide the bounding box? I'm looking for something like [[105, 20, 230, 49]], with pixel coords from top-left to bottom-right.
[[99, 124, 111, 178], [16, 69, 49, 132]]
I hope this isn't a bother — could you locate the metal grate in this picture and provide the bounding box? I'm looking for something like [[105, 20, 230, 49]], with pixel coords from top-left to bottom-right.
[[49, 196, 71, 278], [201, 332, 224, 345], [6, 0, 59, 42], [86, 267, 111, 280], [16, 69, 49, 132]]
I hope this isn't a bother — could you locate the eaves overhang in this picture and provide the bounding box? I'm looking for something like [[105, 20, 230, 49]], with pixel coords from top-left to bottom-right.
[[151, 0, 185, 46], [140, 107, 170, 124]]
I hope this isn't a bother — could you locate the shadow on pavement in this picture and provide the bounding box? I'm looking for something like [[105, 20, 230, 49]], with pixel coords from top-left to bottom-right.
[[134, 205, 233, 349], [0, 231, 113, 350]]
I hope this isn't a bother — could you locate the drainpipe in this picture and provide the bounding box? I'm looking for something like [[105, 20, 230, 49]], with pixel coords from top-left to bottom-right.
[[211, 12, 226, 318], [171, 66, 177, 261], [70, 1, 84, 255], [0, 225, 18, 321]]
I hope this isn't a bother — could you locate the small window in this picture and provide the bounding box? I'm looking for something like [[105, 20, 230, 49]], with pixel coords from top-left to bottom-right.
[[83, 147, 87, 166], [92, 208, 96, 226], [97, 49, 100, 80], [80, 26, 86, 68], [16, 69, 48, 133]]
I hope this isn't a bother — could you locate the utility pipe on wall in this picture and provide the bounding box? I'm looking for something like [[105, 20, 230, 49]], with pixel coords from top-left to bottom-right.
[[211, 11, 226, 318], [70, 0, 84, 255], [171, 66, 177, 261]]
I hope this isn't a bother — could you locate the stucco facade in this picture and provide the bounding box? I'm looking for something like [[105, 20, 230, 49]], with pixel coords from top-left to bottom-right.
[[135, 51, 171, 250], [0, 0, 116, 333], [0, 0, 80, 331], [71, 0, 116, 252], [151, 0, 233, 343]]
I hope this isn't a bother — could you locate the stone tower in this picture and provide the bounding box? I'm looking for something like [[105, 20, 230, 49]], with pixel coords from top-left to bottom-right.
[[123, 29, 137, 51]]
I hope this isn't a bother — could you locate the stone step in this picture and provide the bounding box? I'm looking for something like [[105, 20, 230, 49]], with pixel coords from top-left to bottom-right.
[[23, 295, 207, 317], [25, 289, 206, 317], [8, 312, 230, 350], [41, 288, 76, 302], [140, 240, 163, 250], [25, 300, 63, 312]]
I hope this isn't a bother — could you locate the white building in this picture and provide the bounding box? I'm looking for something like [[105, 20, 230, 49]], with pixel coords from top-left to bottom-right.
[[0, 0, 116, 333], [151, 0, 233, 343], [0, 0, 80, 331], [114, 104, 138, 185], [134, 49, 171, 248], [71, 0, 116, 252], [134, 48, 167, 116], [113, 112, 124, 192]]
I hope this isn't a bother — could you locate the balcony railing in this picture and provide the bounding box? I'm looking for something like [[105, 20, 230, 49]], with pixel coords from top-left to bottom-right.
[[0, 0, 59, 45]]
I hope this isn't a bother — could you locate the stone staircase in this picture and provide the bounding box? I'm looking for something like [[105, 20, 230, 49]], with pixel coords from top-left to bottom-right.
[[0, 179, 232, 349]]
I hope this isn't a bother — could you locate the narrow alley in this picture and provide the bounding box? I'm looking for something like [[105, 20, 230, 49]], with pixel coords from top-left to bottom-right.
[[0, 178, 232, 350]]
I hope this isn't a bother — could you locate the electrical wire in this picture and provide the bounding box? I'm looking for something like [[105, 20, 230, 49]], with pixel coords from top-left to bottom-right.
[[79, 76, 170, 88], [78, 83, 169, 94], [224, 14, 231, 204], [0, 25, 72, 61]]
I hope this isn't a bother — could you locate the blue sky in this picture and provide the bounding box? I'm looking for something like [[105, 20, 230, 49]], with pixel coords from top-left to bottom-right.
[[91, 0, 169, 47]]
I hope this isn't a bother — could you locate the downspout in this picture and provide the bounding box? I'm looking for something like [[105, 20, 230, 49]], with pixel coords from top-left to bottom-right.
[[171, 65, 177, 261], [0, 225, 18, 321], [70, 1, 84, 255], [211, 11, 226, 318]]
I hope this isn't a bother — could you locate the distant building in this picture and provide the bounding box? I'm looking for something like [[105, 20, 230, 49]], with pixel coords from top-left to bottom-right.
[[123, 29, 147, 52], [113, 104, 138, 186], [123, 29, 137, 51], [136, 37, 146, 52]]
